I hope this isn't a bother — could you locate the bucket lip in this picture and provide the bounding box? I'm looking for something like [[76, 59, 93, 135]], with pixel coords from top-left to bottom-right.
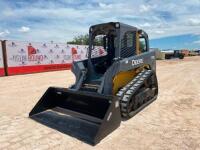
[[49, 86, 114, 100]]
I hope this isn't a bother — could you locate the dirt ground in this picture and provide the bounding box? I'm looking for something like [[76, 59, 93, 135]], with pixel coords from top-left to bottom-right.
[[0, 56, 200, 150]]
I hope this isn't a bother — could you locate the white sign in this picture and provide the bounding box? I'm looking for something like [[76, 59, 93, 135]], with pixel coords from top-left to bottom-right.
[[91, 46, 107, 58], [70, 45, 107, 61], [5, 40, 107, 75], [6, 41, 107, 67], [6, 41, 73, 67], [70, 45, 88, 61]]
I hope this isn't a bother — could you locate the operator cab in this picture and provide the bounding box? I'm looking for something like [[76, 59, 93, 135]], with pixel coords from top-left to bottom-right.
[[84, 22, 149, 89], [88, 23, 118, 74]]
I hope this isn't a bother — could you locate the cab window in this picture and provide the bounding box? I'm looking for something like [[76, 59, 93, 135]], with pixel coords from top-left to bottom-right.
[[139, 37, 147, 53], [121, 32, 137, 58]]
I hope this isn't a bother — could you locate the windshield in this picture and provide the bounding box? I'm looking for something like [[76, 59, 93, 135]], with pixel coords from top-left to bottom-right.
[[90, 34, 107, 58], [90, 33, 118, 59]]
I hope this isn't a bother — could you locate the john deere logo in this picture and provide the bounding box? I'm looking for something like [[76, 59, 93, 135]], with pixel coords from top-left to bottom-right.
[[132, 59, 143, 66]]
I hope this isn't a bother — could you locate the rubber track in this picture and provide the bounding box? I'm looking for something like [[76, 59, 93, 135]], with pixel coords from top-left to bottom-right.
[[116, 69, 153, 117]]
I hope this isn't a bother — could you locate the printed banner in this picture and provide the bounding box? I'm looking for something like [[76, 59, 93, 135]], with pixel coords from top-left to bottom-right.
[[5, 40, 107, 75], [6, 41, 72, 75], [0, 41, 5, 76], [70, 45, 107, 61], [70, 45, 88, 61]]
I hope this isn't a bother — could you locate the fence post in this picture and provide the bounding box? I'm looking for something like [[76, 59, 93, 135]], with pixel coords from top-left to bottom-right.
[[2, 40, 8, 76]]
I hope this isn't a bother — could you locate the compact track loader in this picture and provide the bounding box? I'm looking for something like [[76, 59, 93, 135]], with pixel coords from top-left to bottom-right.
[[29, 22, 158, 145]]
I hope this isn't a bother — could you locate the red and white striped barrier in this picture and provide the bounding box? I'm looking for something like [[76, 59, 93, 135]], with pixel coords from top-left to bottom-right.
[[0, 41, 5, 76]]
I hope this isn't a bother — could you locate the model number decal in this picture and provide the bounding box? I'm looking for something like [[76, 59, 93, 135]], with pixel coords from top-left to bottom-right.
[[132, 59, 143, 66]]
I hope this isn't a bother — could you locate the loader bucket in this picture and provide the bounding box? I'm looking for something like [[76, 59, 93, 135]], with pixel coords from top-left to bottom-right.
[[29, 87, 121, 145]]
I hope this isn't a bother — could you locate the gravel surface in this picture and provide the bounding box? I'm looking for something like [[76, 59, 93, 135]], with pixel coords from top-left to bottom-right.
[[0, 56, 200, 150]]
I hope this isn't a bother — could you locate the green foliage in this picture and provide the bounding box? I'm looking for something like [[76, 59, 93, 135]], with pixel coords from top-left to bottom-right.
[[93, 36, 104, 46], [67, 34, 103, 46], [139, 41, 145, 51], [67, 34, 89, 45]]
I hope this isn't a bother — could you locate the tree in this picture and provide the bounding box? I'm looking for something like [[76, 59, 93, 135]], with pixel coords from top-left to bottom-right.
[[67, 34, 89, 45], [67, 34, 103, 46]]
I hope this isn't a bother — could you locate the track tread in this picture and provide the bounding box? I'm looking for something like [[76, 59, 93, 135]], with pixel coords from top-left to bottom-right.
[[116, 69, 157, 118]]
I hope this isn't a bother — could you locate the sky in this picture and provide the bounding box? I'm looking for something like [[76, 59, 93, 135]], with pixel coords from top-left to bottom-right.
[[0, 0, 200, 49]]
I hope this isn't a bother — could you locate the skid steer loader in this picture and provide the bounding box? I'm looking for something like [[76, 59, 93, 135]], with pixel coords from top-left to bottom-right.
[[29, 22, 158, 145]]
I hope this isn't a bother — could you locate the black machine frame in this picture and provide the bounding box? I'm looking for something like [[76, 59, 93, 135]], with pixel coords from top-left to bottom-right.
[[29, 22, 158, 145]]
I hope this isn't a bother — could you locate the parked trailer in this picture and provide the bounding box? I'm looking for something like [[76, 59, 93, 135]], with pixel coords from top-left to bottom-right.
[[194, 50, 200, 55], [189, 51, 199, 56], [180, 49, 189, 56], [163, 50, 184, 59]]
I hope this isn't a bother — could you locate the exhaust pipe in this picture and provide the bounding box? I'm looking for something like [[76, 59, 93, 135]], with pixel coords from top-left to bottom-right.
[[29, 87, 121, 145]]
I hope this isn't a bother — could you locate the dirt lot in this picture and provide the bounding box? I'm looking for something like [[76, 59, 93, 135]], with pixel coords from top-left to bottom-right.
[[0, 56, 200, 150]]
